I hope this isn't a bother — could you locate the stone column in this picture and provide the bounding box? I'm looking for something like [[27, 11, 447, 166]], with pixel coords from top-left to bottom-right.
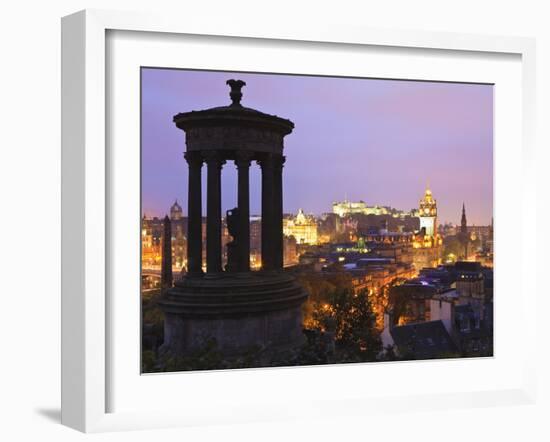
[[235, 152, 253, 272], [184, 151, 203, 276], [259, 154, 275, 271], [273, 155, 285, 270], [205, 151, 226, 275]]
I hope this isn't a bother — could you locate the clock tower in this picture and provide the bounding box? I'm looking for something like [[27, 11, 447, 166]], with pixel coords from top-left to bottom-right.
[[419, 187, 437, 237]]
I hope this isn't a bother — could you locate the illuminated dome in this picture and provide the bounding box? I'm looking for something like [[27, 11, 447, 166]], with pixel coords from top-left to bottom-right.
[[296, 208, 306, 224]]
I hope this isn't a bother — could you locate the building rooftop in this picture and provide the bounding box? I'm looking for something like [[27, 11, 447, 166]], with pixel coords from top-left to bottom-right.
[[390, 320, 456, 359], [455, 261, 482, 272]]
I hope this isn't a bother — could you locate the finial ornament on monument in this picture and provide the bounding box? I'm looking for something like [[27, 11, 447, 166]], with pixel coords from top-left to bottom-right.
[[226, 79, 246, 106]]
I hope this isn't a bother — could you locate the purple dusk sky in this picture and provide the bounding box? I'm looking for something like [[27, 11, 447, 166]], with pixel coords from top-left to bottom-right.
[[141, 68, 493, 226]]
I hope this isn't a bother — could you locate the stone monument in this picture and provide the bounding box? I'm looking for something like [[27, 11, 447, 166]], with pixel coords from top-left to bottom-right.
[[158, 79, 308, 356]]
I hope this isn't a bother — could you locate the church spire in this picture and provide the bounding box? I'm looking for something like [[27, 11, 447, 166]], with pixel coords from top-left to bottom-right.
[[460, 203, 468, 259], [461, 203, 467, 233]]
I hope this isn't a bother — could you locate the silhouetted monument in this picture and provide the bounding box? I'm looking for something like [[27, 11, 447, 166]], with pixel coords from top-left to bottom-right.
[[158, 80, 308, 356]]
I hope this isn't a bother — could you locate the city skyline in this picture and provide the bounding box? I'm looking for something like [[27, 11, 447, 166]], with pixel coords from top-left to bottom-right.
[[142, 69, 493, 225]]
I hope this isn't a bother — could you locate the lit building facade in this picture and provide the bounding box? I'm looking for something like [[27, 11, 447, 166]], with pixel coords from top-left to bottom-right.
[[249, 217, 262, 269], [332, 200, 385, 217], [283, 235, 299, 267], [141, 200, 188, 272], [141, 215, 162, 268], [283, 209, 318, 245], [141, 214, 162, 268], [332, 199, 416, 218]]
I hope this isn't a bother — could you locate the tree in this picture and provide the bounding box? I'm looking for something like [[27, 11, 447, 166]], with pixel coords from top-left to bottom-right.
[[297, 270, 353, 328], [312, 287, 382, 362]]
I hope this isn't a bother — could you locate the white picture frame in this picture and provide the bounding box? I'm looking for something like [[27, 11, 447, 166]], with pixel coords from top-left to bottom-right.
[[61, 9, 537, 433]]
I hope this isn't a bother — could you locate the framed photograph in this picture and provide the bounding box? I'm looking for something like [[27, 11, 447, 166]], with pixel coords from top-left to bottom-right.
[[61, 9, 537, 433]]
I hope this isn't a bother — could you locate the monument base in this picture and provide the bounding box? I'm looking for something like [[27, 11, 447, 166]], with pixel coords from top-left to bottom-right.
[[158, 272, 308, 357]]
